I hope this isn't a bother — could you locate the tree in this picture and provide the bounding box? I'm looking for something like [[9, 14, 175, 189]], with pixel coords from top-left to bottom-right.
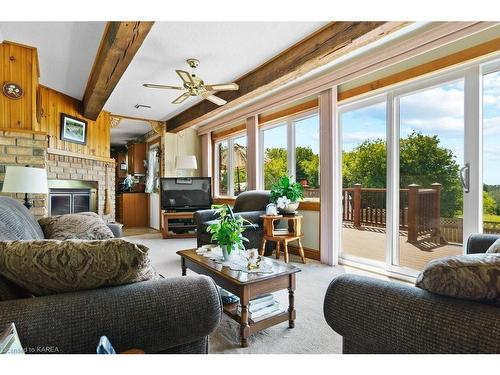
[[218, 144, 228, 194], [263, 147, 320, 190], [343, 131, 462, 217], [483, 190, 497, 215], [484, 184, 500, 215], [263, 148, 287, 189], [296, 146, 320, 188]]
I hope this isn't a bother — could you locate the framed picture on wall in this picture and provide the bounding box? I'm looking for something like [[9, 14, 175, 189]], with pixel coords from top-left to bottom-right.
[[60, 113, 87, 145]]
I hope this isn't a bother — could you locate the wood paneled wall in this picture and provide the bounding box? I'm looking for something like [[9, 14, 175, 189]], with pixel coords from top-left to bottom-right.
[[0, 40, 112, 159], [39, 85, 111, 158], [0, 41, 39, 130]]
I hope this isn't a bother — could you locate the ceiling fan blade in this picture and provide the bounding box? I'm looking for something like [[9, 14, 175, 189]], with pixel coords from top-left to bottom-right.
[[176, 70, 195, 85], [204, 83, 239, 91], [172, 92, 191, 104], [203, 93, 227, 106], [143, 83, 183, 90]]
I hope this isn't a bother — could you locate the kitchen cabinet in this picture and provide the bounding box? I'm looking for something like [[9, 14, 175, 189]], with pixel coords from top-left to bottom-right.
[[116, 193, 149, 227], [127, 143, 146, 175]]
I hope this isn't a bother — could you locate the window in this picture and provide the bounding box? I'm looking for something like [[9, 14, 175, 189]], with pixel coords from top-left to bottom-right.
[[261, 123, 287, 190], [214, 135, 247, 197], [295, 115, 320, 199], [215, 140, 228, 196], [260, 111, 320, 199], [233, 136, 247, 196]]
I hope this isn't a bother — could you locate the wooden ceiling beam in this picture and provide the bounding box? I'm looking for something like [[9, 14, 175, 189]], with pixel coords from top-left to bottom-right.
[[166, 21, 403, 132], [83, 21, 154, 120]]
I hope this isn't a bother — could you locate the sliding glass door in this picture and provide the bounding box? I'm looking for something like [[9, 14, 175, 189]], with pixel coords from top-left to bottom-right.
[[337, 62, 500, 277], [482, 65, 500, 235], [340, 98, 388, 265], [394, 79, 465, 272]]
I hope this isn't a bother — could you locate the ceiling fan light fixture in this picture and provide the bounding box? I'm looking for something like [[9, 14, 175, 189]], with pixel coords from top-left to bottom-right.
[[204, 94, 227, 106], [172, 92, 190, 104], [144, 58, 238, 107]]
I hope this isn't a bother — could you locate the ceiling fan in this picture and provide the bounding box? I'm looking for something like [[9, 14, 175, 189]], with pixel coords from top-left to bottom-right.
[[143, 58, 239, 106]]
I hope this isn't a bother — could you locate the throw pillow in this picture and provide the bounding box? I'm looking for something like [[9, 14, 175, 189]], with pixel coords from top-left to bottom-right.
[[415, 253, 500, 305], [0, 239, 159, 296], [486, 237, 500, 253], [38, 212, 114, 240]]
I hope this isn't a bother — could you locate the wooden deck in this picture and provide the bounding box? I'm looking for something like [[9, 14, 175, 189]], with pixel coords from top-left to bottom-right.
[[342, 224, 462, 271]]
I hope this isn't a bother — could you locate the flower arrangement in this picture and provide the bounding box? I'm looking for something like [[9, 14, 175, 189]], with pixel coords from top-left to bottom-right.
[[206, 204, 252, 259], [270, 176, 304, 210]]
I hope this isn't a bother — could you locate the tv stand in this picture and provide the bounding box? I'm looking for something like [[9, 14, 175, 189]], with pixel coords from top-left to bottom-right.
[[162, 211, 197, 239]]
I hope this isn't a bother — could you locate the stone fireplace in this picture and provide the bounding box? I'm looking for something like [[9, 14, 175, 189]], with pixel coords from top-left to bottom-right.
[[0, 130, 115, 222], [46, 154, 115, 222], [48, 180, 98, 216]]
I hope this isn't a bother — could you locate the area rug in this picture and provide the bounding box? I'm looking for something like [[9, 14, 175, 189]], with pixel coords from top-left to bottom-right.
[[124, 233, 393, 354]]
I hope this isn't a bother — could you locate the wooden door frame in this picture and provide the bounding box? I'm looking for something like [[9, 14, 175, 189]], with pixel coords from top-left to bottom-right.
[[147, 136, 162, 231]]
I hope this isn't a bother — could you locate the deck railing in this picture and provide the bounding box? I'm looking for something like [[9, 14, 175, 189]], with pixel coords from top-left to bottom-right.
[[342, 183, 443, 242]]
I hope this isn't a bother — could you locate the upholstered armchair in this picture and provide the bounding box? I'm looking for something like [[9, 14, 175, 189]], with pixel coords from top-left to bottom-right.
[[194, 190, 271, 251], [323, 234, 500, 354]]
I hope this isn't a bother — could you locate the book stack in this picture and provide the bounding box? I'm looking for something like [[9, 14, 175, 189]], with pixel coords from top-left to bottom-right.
[[237, 294, 284, 322]]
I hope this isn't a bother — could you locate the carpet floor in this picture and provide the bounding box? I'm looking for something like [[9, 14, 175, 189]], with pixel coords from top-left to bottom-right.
[[124, 233, 395, 354]]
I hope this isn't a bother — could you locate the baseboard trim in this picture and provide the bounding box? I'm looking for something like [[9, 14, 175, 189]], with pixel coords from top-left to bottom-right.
[[288, 245, 320, 261]]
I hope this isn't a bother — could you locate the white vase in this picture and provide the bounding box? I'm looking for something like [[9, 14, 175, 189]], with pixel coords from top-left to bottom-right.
[[222, 245, 236, 262]]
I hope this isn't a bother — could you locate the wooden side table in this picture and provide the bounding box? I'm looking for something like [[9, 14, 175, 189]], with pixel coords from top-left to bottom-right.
[[259, 214, 305, 263]]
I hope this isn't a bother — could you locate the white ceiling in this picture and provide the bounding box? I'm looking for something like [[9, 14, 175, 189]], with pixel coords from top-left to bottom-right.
[[0, 22, 105, 99], [110, 119, 152, 146], [104, 22, 327, 121], [0, 21, 326, 143]]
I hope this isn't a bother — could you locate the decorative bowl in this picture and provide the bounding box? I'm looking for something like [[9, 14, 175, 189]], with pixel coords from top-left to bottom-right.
[[278, 201, 300, 214]]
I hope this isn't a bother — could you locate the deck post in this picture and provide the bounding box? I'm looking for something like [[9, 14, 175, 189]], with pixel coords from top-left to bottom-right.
[[353, 183, 362, 228], [431, 183, 443, 243], [407, 184, 420, 242]]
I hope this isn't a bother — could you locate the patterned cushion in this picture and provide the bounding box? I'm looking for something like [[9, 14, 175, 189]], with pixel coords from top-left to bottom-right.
[[0, 239, 159, 295], [0, 196, 44, 240], [38, 212, 114, 240], [486, 237, 500, 253], [415, 254, 500, 305]]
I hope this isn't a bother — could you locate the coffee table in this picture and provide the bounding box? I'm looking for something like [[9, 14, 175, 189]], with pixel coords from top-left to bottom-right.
[[176, 249, 300, 348]]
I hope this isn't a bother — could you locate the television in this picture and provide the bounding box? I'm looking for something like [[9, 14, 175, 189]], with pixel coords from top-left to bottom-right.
[[160, 177, 212, 211]]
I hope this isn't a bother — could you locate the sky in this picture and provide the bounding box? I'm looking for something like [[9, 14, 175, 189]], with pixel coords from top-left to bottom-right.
[[261, 114, 320, 154], [342, 73, 500, 186], [238, 71, 500, 186]]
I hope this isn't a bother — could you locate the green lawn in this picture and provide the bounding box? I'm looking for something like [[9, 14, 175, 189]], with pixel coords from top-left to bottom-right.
[[455, 213, 500, 223], [483, 213, 500, 223]]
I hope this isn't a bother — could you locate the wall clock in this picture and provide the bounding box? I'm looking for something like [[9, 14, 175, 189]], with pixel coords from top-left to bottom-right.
[[2, 82, 24, 100]]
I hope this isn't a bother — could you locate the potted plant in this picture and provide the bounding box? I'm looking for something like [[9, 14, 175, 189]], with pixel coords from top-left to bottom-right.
[[270, 176, 304, 214], [206, 204, 251, 262]]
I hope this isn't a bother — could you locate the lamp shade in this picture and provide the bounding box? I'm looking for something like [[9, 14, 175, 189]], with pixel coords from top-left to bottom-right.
[[2, 166, 48, 194], [175, 155, 197, 170]]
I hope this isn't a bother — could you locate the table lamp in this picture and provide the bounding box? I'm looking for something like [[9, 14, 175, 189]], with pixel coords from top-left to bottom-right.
[[175, 155, 197, 170], [2, 166, 49, 209], [175, 155, 197, 176]]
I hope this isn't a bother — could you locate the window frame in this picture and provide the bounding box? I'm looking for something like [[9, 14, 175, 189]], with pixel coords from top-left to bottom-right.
[[258, 109, 320, 192], [213, 132, 247, 198]]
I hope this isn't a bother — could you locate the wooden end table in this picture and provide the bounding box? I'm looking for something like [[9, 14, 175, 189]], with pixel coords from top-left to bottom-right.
[[176, 249, 300, 348], [259, 214, 306, 263]]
